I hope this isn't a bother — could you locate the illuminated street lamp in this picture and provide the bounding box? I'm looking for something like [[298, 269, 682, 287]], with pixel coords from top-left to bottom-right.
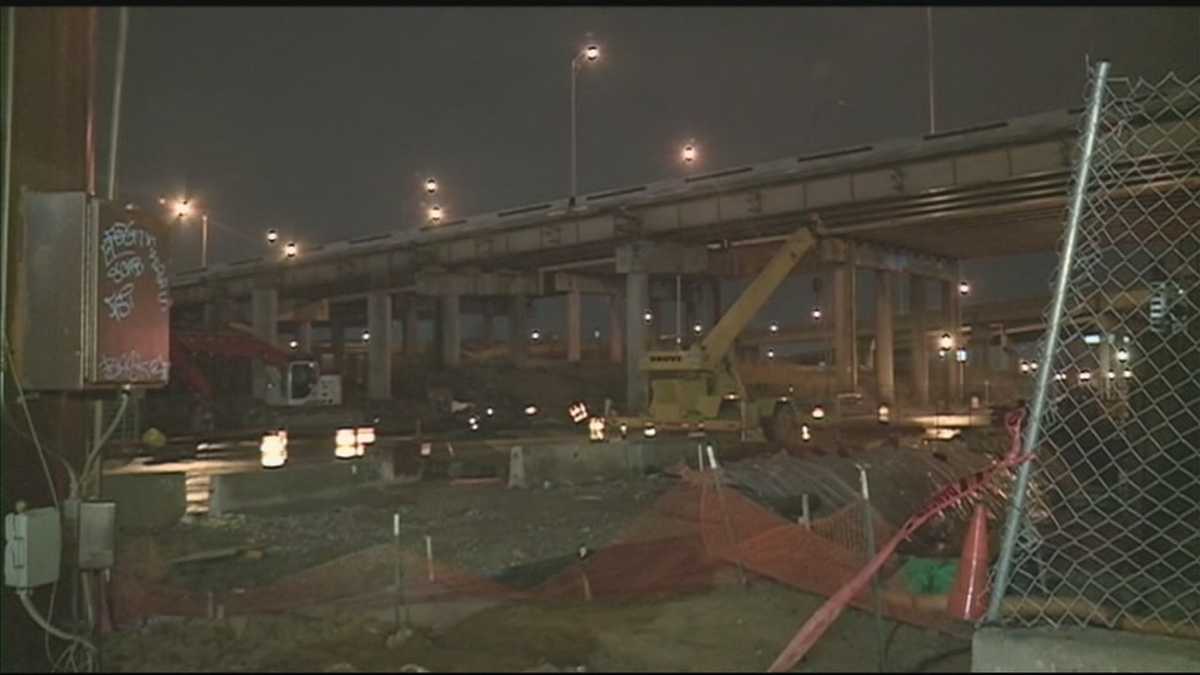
[[266, 229, 278, 244], [1078, 370, 1092, 383], [173, 198, 192, 219], [811, 404, 826, 420], [1116, 347, 1130, 363], [769, 321, 780, 334], [766, 348, 776, 360], [1123, 368, 1134, 379], [570, 40, 602, 203], [428, 204, 443, 224], [939, 333, 954, 351], [955, 347, 968, 363], [642, 309, 654, 325], [810, 306, 823, 321], [530, 329, 542, 341], [361, 330, 371, 342], [681, 142, 698, 164], [425, 177, 438, 195], [1029, 361, 1039, 372], [877, 403, 891, 425], [284, 241, 298, 258], [1019, 360, 1031, 374], [692, 322, 703, 335], [958, 280, 971, 296], [289, 339, 299, 350]]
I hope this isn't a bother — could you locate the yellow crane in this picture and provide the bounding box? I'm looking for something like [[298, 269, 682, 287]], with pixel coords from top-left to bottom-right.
[[612, 225, 818, 438]]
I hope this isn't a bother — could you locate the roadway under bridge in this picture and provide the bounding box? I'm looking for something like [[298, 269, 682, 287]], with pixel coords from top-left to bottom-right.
[[167, 104, 1199, 412]]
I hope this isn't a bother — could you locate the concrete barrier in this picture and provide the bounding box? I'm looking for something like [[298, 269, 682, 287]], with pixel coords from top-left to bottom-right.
[[209, 460, 386, 516], [972, 625, 1200, 672], [101, 473, 187, 533], [517, 439, 699, 485]]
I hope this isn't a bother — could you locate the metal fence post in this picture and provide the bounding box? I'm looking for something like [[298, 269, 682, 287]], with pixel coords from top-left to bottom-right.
[[986, 60, 1111, 622]]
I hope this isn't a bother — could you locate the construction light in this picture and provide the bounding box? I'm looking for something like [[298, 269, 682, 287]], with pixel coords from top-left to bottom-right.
[[692, 322, 703, 334], [939, 333, 954, 351], [724, 392, 740, 401], [260, 433, 287, 469], [1123, 369, 1133, 379], [524, 404, 539, 416], [425, 177, 438, 194], [1116, 347, 1130, 363], [1029, 361, 1039, 372], [619, 422, 629, 439], [643, 309, 653, 324], [877, 403, 890, 425], [1107, 370, 1117, 380], [766, 348, 776, 360], [172, 199, 192, 219], [1054, 372, 1067, 382], [583, 44, 600, 62], [335, 428, 358, 459], [530, 329, 542, 341], [1083, 333, 1103, 345], [955, 348, 968, 363], [285, 242, 298, 258], [958, 280, 971, 296], [266, 229, 279, 244], [588, 417, 606, 442], [356, 427, 376, 446], [800, 424, 811, 442], [568, 402, 589, 423], [485, 407, 495, 417], [1019, 360, 1031, 374], [769, 321, 780, 333], [1078, 370, 1092, 383], [810, 306, 823, 321], [468, 416, 478, 426], [428, 204, 443, 223], [811, 404, 825, 420], [289, 339, 299, 350], [643, 423, 657, 438], [362, 330, 371, 342]]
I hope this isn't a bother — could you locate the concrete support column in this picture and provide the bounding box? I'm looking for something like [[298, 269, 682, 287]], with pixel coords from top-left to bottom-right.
[[403, 299, 420, 356], [367, 292, 393, 400], [909, 276, 930, 406], [875, 269, 896, 404], [439, 294, 461, 368], [943, 278, 963, 404], [331, 312, 346, 378], [625, 272, 649, 412], [710, 277, 723, 328], [251, 288, 279, 401], [480, 300, 495, 346], [509, 295, 528, 366], [608, 291, 624, 363], [989, 323, 1010, 373], [298, 321, 314, 353], [566, 289, 582, 363], [832, 256, 858, 393]]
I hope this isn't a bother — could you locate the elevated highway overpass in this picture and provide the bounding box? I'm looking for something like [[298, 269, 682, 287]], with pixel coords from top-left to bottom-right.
[[167, 103, 1198, 410]]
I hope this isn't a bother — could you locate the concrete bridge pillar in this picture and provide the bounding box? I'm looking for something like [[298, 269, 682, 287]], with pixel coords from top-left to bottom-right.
[[875, 269, 896, 405], [251, 288, 279, 401], [833, 252, 858, 393], [403, 298, 420, 356], [297, 321, 314, 353], [608, 290, 624, 363], [909, 275, 930, 406], [439, 294, 462, 368], [943, 276, 963, 404], [509, 295, 528, 366], [330, 310, 346, 379], [480, 299, 495, 346], [367, 291, 392, 400], [989, 323, 1010, 373], [625, 272, 649, 412], [566, 289, 582, 363]]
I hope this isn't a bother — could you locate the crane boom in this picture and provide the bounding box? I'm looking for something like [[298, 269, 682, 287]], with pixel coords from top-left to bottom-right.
[[695, 227, 817, 368]]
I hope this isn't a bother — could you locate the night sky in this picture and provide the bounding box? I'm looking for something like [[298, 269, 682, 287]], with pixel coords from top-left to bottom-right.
[[98, 6, 1199, 326]]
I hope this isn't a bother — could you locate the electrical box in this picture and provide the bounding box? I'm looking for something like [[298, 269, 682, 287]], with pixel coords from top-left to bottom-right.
[[77, 501, 116, 571], [4, 507, 62, 589], [15, 191, 171, 391]]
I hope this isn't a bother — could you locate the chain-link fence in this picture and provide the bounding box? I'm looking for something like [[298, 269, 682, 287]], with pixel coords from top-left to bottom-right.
[[990, 64, 1200, 639]]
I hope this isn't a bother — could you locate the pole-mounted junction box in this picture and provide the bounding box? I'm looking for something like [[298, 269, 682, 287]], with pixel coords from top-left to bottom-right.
[[4, 507, 62, 589]]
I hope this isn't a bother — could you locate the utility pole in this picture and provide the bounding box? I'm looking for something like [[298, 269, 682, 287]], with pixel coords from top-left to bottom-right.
[[926, 6, 936, 135]]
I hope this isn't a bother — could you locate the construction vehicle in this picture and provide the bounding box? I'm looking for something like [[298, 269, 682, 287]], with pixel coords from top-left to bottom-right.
[[611, 226, 819, 440], [145, 327, 366, 435]]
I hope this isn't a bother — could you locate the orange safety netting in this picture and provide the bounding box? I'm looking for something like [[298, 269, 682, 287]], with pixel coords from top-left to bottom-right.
[[111, 472, 960, 637]]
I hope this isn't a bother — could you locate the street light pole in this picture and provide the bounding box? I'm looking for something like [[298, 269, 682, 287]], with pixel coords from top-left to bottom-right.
[[201, 213, 208, 268], [570, 55, 578, 203]]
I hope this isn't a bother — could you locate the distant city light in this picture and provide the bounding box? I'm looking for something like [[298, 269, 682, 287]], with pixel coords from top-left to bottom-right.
[[428, 204, 443, 223], [284, 242, 298, 258], [1083, 333, 1103, 345], [811, 404, 826, 420], [958, 280, 971, 295], [583, 44, 600, 62], [289, 339, 299, 350], [425, 177, 438, 194], [1116, 347, 1130, 362], [361, 330, 370, 342], [681, 143, 697, 163], [643, 309, 653, 324], [769, 321, 780, 333], [266, 229, 279, 244], [692, 322, 703, 334], [810, 307, 823, 321]]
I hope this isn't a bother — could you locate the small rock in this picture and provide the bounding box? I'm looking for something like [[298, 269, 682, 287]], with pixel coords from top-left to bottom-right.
[[386, 626, 415, 650]]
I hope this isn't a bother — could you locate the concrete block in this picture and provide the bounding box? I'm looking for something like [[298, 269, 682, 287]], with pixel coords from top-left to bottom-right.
[[209, 460, 385, 516], [101, 473, 186, 533], [972, 625, 1200, 673]]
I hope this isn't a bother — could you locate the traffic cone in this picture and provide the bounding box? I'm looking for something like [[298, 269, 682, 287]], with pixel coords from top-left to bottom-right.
[[947, 503, 990, 621]]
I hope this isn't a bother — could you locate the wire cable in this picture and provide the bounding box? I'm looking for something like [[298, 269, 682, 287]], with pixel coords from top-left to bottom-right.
[[6, 336, 61, 508], [17, 590, 96, 655]]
